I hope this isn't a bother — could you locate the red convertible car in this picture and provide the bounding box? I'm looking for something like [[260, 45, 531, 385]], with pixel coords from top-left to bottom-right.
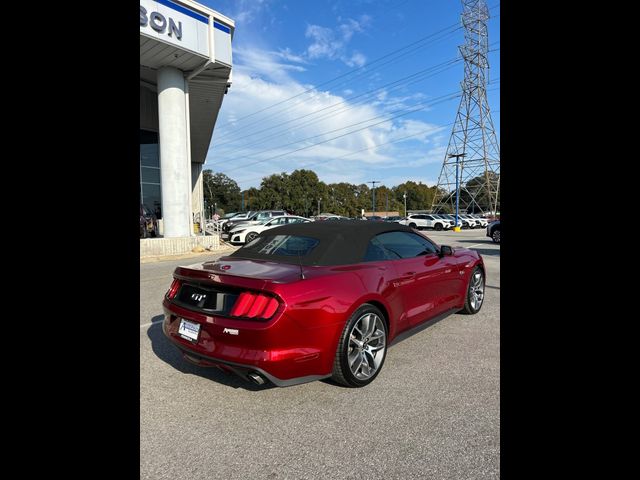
[[162, 221, 485, 387]]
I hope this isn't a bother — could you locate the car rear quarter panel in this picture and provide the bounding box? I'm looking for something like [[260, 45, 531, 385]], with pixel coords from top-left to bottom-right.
[[268, 264, 403, 372], [278, 264, 401, 329]]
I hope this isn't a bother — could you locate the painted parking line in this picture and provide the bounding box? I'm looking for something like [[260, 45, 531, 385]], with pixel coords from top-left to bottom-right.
[[140, 275, 172, 282], [140, 319, 163, 329]]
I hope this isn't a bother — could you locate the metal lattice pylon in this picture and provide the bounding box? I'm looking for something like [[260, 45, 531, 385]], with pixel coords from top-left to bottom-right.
[[432, 0, 500, 215]]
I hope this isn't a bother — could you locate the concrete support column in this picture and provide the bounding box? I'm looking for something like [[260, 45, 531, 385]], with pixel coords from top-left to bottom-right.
[[157, 66, 190, 238], [192, 162, 203, 221]]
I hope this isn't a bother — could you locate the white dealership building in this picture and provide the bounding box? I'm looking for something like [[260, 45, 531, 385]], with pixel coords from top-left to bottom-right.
[[140, 0, 234, 238]]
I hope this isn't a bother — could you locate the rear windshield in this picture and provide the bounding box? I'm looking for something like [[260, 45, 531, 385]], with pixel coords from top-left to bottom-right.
[[241, 235, 320, 257]]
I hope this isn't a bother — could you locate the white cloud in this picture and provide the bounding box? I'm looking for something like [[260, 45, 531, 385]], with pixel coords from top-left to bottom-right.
[[273, 48, 309, 64], [233, 47, 306, 85], [207, 69, 446, 189], [306, 25, 342, 59], [339, 15, 371, 41], [345, 52, 367, 67], [233, 0, 271, 25], [304, 15, 371, 67]]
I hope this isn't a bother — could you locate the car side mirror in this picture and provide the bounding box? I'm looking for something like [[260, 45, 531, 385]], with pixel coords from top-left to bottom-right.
[[439, 245, 453, 256]]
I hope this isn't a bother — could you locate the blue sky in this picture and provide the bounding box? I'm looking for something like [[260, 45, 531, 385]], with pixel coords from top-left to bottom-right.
[[199, 0, 500, 191]]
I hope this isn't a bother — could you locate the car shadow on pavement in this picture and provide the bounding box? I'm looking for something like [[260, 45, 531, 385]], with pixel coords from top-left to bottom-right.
[[146, 316, 275, 391], [468, 247, 500, 257], [457, 239, 496, 245]]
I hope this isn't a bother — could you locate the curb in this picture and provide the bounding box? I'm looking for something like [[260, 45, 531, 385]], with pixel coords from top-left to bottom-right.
[[140, 245, 239, 263]]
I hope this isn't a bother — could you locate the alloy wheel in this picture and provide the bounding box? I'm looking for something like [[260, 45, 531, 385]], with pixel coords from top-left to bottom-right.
[[469, 270, 485, 310], [347, 313, 386, 380]]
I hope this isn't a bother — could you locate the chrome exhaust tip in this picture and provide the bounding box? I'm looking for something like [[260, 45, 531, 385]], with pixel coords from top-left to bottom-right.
[[247, 372, 266, 385]]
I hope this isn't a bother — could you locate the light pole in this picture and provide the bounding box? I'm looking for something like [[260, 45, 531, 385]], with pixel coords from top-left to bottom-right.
[[368, 181, 380, 216], [317, 198, 321, 216], [354, 191, 359, 218], [448, 153, 466, 231], [385, 190, 389, 217], [403, 192, 407, 217], [241, 191, 245, 211]]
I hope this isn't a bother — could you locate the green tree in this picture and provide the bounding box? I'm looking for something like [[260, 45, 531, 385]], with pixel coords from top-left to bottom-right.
[[244, 187, 260, 211], [257, 173, 289, 210], [286, 170, 327, 216], [327, 182, 360, 217], [462, 172, 500, 213], [203, 170, 241, 215], [392, 181, 437, 212], [353, 184, 370, 217]]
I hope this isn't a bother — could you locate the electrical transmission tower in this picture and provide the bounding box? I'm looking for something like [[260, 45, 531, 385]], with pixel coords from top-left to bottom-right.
[[432, 0, 500, 215]]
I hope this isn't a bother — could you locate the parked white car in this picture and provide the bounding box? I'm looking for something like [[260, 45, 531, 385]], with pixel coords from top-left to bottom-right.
[[224, 215, 311, 244], [434, 214, 463, 228], [469, 214, 488, 228], [206, 211, 246, 230], [398, 214, 452, 231], [459, 214, 481, 228]]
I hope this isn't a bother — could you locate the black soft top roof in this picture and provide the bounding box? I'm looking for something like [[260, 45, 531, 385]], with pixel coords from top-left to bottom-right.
[[229, 220, 421, 266]]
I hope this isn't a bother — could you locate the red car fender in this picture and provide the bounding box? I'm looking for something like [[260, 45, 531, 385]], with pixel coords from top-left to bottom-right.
[[342, 292, 399, 340]]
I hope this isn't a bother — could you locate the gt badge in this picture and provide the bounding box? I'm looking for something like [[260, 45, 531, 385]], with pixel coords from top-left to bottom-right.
[[223, 328, 239, 335]]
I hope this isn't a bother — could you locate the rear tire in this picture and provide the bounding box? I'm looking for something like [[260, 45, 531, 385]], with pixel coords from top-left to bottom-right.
[[332, 304, 388, 387], [492, 229, 500, 243]]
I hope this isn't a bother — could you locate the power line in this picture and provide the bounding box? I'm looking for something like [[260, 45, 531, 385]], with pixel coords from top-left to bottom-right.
[[218, 91, 462, 175], [232, 122, 457, 186], [208, 57, 462, 158], [229, 98, 499, 188], [213, 22, 462, 131], [213, 26, 463, 139], [207, 46, 498, 169], [209, 43, 499, 161], [213, 2, 500, 134]]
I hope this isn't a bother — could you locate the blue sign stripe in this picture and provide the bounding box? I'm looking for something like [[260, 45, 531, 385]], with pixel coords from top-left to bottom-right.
[[155, 0, 208, 24], [214, 21, 231, 34]]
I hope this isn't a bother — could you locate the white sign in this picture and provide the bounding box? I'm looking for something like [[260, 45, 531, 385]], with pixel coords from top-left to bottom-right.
[[140, 0, 209, 57]]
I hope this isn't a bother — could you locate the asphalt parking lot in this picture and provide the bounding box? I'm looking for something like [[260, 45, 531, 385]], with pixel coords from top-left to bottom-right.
[[140, 228, 499, 479]]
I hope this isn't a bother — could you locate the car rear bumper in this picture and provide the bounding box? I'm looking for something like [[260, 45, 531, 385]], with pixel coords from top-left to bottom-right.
[[167, 341, 330, 387], [162, 299, 336, 387]]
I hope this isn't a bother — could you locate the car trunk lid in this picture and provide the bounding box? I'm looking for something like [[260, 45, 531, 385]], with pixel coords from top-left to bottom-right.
[[174, 257, 304, 288]]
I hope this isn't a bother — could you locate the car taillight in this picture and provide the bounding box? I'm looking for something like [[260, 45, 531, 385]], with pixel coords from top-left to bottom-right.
[[230, 292, 280, 320], [166, 278, 181, 299]]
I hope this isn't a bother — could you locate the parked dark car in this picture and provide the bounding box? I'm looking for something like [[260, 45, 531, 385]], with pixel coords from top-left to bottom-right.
[[162, 221, 485, 388], [486, 220, 500, 243], [140, 204, 158, 238]]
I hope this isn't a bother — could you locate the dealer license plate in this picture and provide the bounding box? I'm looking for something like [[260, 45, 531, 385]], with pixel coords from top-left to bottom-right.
[[178, 319, 200, 341]]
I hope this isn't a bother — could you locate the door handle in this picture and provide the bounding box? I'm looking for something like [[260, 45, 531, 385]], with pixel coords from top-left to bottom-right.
[[401, 271, 416, 278]]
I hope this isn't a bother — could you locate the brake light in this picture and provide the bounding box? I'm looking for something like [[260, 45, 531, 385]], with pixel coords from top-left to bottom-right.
[[230, 292, 280, 320], [166, 278, 181, 299], [230, 292, 256, 317]]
